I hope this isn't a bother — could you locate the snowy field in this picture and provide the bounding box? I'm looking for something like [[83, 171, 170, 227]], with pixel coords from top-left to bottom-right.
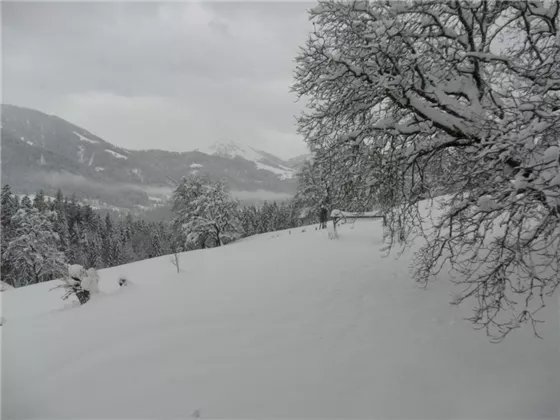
[[2, 219, 559, 419]]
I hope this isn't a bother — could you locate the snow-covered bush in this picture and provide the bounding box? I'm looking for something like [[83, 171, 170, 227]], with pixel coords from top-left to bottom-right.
[[53, 264, 99, 305]]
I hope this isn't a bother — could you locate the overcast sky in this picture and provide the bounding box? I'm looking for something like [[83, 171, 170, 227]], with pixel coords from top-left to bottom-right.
[[2, 1, 314, 159]]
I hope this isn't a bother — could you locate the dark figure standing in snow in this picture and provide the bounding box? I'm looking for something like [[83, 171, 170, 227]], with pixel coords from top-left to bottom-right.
[[319, 205, 328, 229]]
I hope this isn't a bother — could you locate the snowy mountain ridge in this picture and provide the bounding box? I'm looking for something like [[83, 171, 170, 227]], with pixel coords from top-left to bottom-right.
[[197, 140, 296, 180], [197, 140, 264, 162], [1, 104, 303, 210]]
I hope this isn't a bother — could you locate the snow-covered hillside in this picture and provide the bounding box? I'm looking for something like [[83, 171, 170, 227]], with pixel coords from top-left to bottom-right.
[[2, 219, 559, 418], [198, 140, 264, 162], [198, 141, 295, 180]]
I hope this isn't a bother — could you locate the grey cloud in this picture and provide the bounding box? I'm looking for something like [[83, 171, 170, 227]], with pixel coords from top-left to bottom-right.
[[2, 2, 314, 159], [33, 170, 173, 200]]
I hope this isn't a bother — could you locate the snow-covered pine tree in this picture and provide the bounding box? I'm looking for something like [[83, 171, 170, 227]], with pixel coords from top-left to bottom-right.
[[240, 205, 259, 237], [110, 232, 125, 266], [267, 202, 279, 232], [20, 195, 32, 209], [102, 213, 114, 266], [53, 189, 65, 214], [258, 201, 271, 233], [121, 229, 136, 263], [150, 228, 163, 258], [54, 210, 70, 252], [33, 190, 47, 212], [84, 232, 103, 269], [1, 185, 19, 286], [293, 0, 560, 340], [277, 203, 291, 231], [3, 208, 67, 287], [67, 221, 86, 266]]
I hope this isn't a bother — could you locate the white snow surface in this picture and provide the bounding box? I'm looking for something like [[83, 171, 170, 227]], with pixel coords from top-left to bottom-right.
[[105, 149, 128, 160], [19, 136, 33, 146], [68, 264, 87, 279], [73, 131, 99, 144], [190, 163, 203, 168], [1, 281, 14, 292], [2, 217, 559, 418]]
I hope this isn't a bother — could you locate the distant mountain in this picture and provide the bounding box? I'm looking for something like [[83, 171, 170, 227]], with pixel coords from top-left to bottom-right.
[[196, 141, 296, 180], [1, 104, 305, 212], [286, 153, 312, 169]]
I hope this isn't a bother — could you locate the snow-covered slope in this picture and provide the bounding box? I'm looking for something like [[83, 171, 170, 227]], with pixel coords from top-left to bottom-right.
[[1, 281, 14, 292], [197, 141, 295, 180], [2, 219, 559, 418], [197, 140, 264, 162]]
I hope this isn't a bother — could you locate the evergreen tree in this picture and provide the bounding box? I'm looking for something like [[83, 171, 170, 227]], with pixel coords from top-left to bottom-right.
[[150, 228, 163, 258], [33, 190, 47, 212], [67, 221, 86, 265], [53, 189, 65, 214], [120, 225, 136, 263], [257, 202, 270, 233], [84, 232, 103, 269], [21, 195, 32, 209], [102, 213, 114, 266], [1, 185, 19, 286], [2, 208, 67, 287], [53, 211, 70, 253], [110, 235, 124, 266]]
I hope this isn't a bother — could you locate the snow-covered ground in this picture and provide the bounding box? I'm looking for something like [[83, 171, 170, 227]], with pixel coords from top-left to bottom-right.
[[73, 131, 98, 144], [2, 220, 559, 419], [1, 281, 14, 292], [105, 149, 128, 159], [18, 136, 33, 146]]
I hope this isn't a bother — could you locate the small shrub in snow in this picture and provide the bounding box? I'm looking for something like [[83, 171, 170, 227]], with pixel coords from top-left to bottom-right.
[[170, 251, 181, 273], [52, 264, 99, 305], [118, 277, 128, 287]]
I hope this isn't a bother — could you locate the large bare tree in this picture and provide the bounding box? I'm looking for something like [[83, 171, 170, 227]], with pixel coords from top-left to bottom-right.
[[293, 0, 560, 340]]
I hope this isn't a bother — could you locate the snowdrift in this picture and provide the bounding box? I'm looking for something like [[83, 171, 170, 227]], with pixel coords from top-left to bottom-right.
[[2, 217, 559, 419]]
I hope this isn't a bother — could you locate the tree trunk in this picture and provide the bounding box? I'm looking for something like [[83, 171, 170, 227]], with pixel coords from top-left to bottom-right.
[[214, 225, 222, 247]]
